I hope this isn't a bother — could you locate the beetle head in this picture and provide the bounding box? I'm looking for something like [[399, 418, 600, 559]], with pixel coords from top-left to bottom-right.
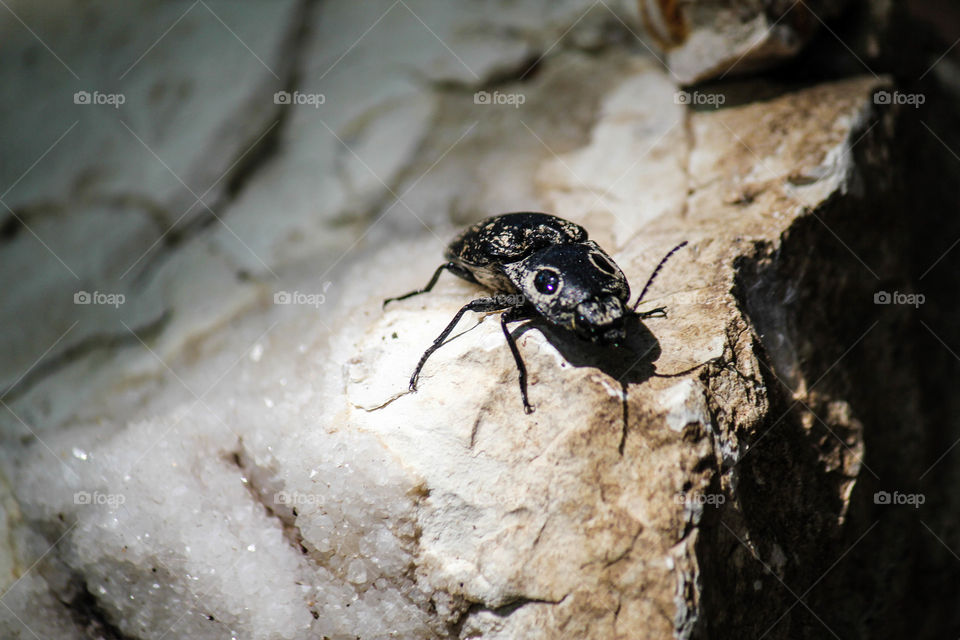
[[504, 241, 631, 345], [574, 295, 627, 344]]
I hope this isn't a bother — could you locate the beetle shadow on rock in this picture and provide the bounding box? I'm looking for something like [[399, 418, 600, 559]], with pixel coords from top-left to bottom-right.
[[511, 314, 661, 385], [511, 315, 662, 455]]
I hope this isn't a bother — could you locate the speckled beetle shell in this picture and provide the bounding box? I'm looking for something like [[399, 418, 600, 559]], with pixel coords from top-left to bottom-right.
[[444, 213, 588, 290], [445, 212, 631, 343]]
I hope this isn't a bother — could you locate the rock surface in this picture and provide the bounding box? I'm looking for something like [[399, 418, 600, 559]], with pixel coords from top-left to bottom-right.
[[638, 0, 852, 84], [1, 1, 957, 639]]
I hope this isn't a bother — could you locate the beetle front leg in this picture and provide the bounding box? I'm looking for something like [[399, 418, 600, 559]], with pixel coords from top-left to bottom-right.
[[383, 262, 472, 307], [409, 297, 508, 391], [500, 307, 534, 414]]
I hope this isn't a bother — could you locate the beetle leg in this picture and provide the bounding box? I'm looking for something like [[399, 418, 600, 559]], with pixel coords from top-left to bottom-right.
[[500, 307, 534, 414], [637, 305, 667, 319], [409, 297, 508, 391], [383, 262, 472, 307]]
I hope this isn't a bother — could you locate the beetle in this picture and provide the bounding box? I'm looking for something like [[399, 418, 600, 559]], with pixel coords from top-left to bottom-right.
[[383, 212, 688, 413]]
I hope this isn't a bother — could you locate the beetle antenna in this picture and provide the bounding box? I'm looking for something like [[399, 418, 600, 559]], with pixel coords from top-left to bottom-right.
[[632, 241, 689, 311]]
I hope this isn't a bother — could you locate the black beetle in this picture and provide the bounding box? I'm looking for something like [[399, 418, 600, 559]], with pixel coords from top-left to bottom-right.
[[383, 212, 687, 413]]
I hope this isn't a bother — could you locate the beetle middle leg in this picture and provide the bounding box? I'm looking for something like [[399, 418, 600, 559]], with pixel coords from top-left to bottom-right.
[[500, 306, 535, 414], [383, 262, 475, 307], [409, 297, 511, 391]]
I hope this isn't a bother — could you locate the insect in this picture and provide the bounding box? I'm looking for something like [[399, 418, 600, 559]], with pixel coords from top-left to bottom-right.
[[383, 212, 688, 413]]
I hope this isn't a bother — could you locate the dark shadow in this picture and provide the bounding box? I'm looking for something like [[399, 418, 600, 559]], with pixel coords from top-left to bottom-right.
[[511, 313, 661, 385], [512, 314, 662, 455]]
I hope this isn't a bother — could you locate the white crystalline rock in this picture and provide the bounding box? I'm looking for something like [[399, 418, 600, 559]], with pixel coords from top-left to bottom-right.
[[0, 205, 166, 391], [660, 379, 711, 433], [538, 63, 690, 248], [0, 0, 299, 216], [211, 0, 637, 274], [5, 340, 441, 638]]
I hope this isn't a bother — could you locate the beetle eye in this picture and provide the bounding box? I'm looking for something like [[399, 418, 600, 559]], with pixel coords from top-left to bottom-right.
[[589, 251, 617, 275], [533, 270, 560, 295]]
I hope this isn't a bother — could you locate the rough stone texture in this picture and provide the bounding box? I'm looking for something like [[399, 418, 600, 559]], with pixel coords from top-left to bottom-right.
[[638, 0, 859, 84], [0, 0, 303, 395], [1, 1, 959, 639]]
